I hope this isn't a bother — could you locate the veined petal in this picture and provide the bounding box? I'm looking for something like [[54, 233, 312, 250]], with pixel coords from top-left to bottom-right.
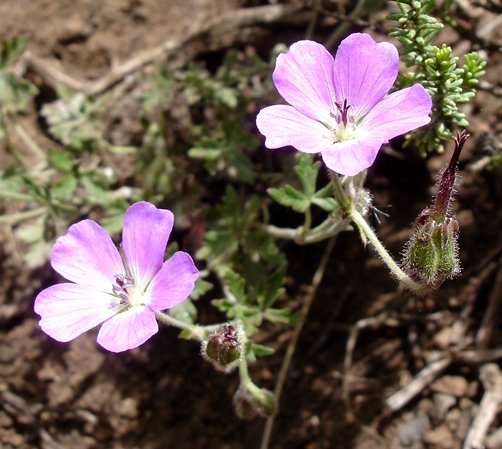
[[122, 202, 174, 290], [51, 220, 124, 292], [273, 40, 336, 123], [359, 84, 432, 140], [333, 33, 398, 117], [257, 105, 334, 154], [147, 251, 199, 311], [321, 138, 383, 176], [97, 306, 158, 352], [34, 283, 117, 343]]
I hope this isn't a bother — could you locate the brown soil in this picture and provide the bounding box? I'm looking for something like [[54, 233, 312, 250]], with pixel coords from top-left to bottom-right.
[[1, 1, 501, 449]]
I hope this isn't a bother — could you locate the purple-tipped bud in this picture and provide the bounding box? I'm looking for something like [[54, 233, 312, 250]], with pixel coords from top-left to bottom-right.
[[203, 324, 241, 372], [432, 131, 469, 221], [402, 132, 468, 288], [233, 384, 276, 420]]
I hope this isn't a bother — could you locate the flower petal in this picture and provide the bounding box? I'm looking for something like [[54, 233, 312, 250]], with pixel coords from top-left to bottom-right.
[[147, 251, 199, 311], [321, 138, 384, 176], [122, 202, 174, 289], [97, 306, 158, 352], [333, 33, 399, 117], [51, 220, 124, 292], [359, 84, 433, 140], [256, 105, 334, 154], [273, 40, 336, 123], [34, 283, 117, 343]]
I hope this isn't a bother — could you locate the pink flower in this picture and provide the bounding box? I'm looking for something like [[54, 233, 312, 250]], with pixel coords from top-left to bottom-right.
[[256, 33, 433, 176], [34, 202, 199, 353]]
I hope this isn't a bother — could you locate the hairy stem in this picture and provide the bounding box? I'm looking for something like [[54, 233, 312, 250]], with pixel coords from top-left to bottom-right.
[[154, 311, 206, 340], [350, 209, 422, 292]]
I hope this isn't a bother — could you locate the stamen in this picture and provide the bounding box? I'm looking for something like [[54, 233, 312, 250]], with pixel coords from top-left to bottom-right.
[[112, 274, 135, 305]]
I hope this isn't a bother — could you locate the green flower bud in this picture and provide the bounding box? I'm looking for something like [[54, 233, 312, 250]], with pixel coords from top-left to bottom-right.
[[403, 209, 460, 287], [202, 324, 241, 372], [233, 384, 276, 420]]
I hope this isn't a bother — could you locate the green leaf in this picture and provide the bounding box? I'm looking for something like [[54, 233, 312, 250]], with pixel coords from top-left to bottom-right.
[[268, 186, 309, 213], [225, 269, 246, 303], [311, 197, 337, 212], [48, 149, 74, 173], [295, 153, 319, 196], [247, 342, 275, 359], [0, 36, 26, 69], [170, 299, 198, 324], [101, 212, 125, 235], [190, 277, 213, 300], [51, 174, 77, 201], [0, 72, 37, 114], [263, 307, 293, 324], [188, 146, 222, 160]]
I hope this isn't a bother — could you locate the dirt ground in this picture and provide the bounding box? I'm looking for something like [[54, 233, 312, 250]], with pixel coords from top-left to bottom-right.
[[0, 1, 501, 449]]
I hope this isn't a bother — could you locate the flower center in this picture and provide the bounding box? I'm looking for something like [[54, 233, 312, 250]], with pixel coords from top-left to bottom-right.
[[328, 99, 357, 143], [112, 274, 145, 308]]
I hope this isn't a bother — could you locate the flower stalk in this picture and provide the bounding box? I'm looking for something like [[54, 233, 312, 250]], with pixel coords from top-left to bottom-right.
[[350, 208, 423, 292], [154, 311, 207, 341]]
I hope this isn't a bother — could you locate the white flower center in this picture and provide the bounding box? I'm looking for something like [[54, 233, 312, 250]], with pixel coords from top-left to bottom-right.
[[112, 274, 147, 309], [327, 99, 358, 143], [334, 122, 357, 142]]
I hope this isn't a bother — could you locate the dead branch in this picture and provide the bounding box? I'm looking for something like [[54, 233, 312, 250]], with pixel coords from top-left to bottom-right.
[[384, 354, 454, 415], [381, 346, 502, 422], [24, 4, 302, 96], [476, 258, 502, 349], [463, 364, 502, 449]]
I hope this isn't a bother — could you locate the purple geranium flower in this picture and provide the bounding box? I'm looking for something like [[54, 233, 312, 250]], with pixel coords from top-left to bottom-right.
[[34, 201, 199, 353], [256, 33, 433, 176]]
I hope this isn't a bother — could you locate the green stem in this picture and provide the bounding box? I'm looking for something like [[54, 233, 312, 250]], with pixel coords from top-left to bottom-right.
[[261, 214, 350, 245], [0, 206, 47, 225], [0, 190, 33, 201], [350, 209, 422, 292], [11, 121, 47, 162], [303, 207, 312, 234], [154, 311, 206, 341], [329, 171, 351, 214]]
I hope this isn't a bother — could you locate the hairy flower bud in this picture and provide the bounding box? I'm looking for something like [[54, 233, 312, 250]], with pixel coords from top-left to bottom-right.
[[402, 131, 468, 288], [233, 384, 276, 420], [403, 209, 460, 287], [202, 324, 241, 372]]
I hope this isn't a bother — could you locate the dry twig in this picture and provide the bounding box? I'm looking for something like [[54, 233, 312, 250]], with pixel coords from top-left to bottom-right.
[[476, 258, 502, 349], [260, 237, 337, 449], [463, 364, 502, 449], [24, 4, 301, 96]]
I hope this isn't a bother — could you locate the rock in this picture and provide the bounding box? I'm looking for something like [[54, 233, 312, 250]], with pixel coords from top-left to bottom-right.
[[486, 427, 502, 449], [431, 375, 469, 397], [433, 327, 452, 349], [424, 425, 455, 449], [398, 412, 430, 448], [433, 393, 457, 420], [57, 15, 93, 43]]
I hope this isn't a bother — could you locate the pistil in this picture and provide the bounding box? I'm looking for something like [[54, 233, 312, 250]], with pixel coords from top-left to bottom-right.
[[335, 99, 351, 126]]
